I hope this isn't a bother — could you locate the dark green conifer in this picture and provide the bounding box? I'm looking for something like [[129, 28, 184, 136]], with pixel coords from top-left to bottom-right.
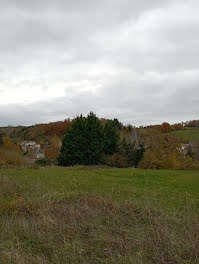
[[58, 113, 104, 166], [103, 121, 119, 155]]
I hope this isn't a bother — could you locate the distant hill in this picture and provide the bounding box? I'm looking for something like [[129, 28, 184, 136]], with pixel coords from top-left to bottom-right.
[[0, 126, 29, 141], [1, 119, 199, 146], [0, 120, 72, 145], [171, 127, 199, 143]]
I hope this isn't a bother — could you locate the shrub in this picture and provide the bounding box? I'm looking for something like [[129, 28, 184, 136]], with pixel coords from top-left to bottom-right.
[[44, 136, 61, 161], [0, 137, 24, 167], [119, 139, 145, 167], [171, 123, 184, 131], [138, 143, 198, 170], [161, 122, 171, 133], [105, 153, 128, 168], [0, 150, 24, 167], [34, 158, 52, 166]]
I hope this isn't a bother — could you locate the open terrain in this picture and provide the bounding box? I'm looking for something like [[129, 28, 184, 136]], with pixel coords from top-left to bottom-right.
[[0, 167, 199, 264], [171, 127, 199, 143]]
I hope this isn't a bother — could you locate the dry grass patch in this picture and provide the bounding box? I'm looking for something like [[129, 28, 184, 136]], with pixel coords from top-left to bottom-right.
[[0, 190, 199, 264], [0, 168, 199, 264]]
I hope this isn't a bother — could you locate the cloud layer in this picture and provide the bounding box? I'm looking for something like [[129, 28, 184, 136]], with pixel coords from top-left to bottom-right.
[[0, 0, 199, 126]]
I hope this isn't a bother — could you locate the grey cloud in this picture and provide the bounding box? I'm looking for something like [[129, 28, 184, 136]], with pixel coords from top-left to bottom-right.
[[0, 0, 198, 126], [1, 78, 198, 127]]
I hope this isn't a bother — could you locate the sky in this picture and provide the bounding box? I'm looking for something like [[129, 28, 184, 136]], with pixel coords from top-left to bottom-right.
[[0, 0, 199, 126]]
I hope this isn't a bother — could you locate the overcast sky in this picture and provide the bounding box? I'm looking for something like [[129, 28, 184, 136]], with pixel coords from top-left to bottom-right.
[[0, 0, 198, 126]]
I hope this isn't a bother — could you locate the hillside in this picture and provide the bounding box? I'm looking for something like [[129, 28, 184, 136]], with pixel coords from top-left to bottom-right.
[[171, 127, 199, 143], [0, 120, 72, 145], [0, 126, 28, 141], [1, 118, 199, 169]]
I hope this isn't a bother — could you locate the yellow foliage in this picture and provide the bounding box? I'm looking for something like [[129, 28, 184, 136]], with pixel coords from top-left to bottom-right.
[[2, 137, 20, 151], [0, 137, 24, 167], [0, 150, 24, 167], [138, 142, 198, 170]]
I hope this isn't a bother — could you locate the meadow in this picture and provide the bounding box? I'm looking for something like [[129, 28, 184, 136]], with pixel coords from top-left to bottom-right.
[[171, 127, 199, 143], [0, 167, 199, 264]]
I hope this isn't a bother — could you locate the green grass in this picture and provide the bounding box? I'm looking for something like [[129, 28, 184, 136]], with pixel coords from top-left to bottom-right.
[[0, 167, 199, 264], [171, 127, 199, 143]]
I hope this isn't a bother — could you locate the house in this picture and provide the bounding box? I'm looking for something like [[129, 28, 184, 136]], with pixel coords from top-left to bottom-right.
[[181, 143, 193, 154], [20, 141, 45, 159]]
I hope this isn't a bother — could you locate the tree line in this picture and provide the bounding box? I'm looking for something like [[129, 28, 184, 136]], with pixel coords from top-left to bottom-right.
[[0, 114, 199, 169], [58, 112, 144, 167]]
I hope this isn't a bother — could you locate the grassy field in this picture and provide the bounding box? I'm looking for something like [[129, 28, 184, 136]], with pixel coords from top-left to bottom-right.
[[171, 127, 199, 143], [0, 167, 199, 264]]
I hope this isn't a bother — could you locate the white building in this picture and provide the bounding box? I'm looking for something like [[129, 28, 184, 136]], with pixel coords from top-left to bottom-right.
[[21, 141, 45, 159]]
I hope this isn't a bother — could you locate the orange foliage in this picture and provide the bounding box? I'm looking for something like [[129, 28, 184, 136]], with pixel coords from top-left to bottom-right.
[[171, 123, 184, 131], [44, 136, 62, 161], [37, 119, 72, 137], [0, 137, 24, 167], [161, 122, 171, 133]]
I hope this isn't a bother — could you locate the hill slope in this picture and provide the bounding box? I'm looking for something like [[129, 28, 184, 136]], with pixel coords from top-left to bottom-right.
[[171, 127, 199, 143]]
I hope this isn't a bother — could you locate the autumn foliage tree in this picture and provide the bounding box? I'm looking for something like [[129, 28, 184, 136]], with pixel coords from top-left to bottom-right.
[[44, 136, 62, 161], [36, 119, 72, 137], [161, 122, 171, 133], [138, 140, 198, 169], [21, 120, 72, 142], [171, 123, 184, 131], [0, 137, 24, 167], [185, 120, 199, 127], [2, 137, 21, 151]]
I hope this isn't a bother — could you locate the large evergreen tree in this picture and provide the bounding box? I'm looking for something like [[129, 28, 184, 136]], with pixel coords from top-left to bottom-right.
[[103, 121, 119, 155], [58, 113, 105, 166]]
